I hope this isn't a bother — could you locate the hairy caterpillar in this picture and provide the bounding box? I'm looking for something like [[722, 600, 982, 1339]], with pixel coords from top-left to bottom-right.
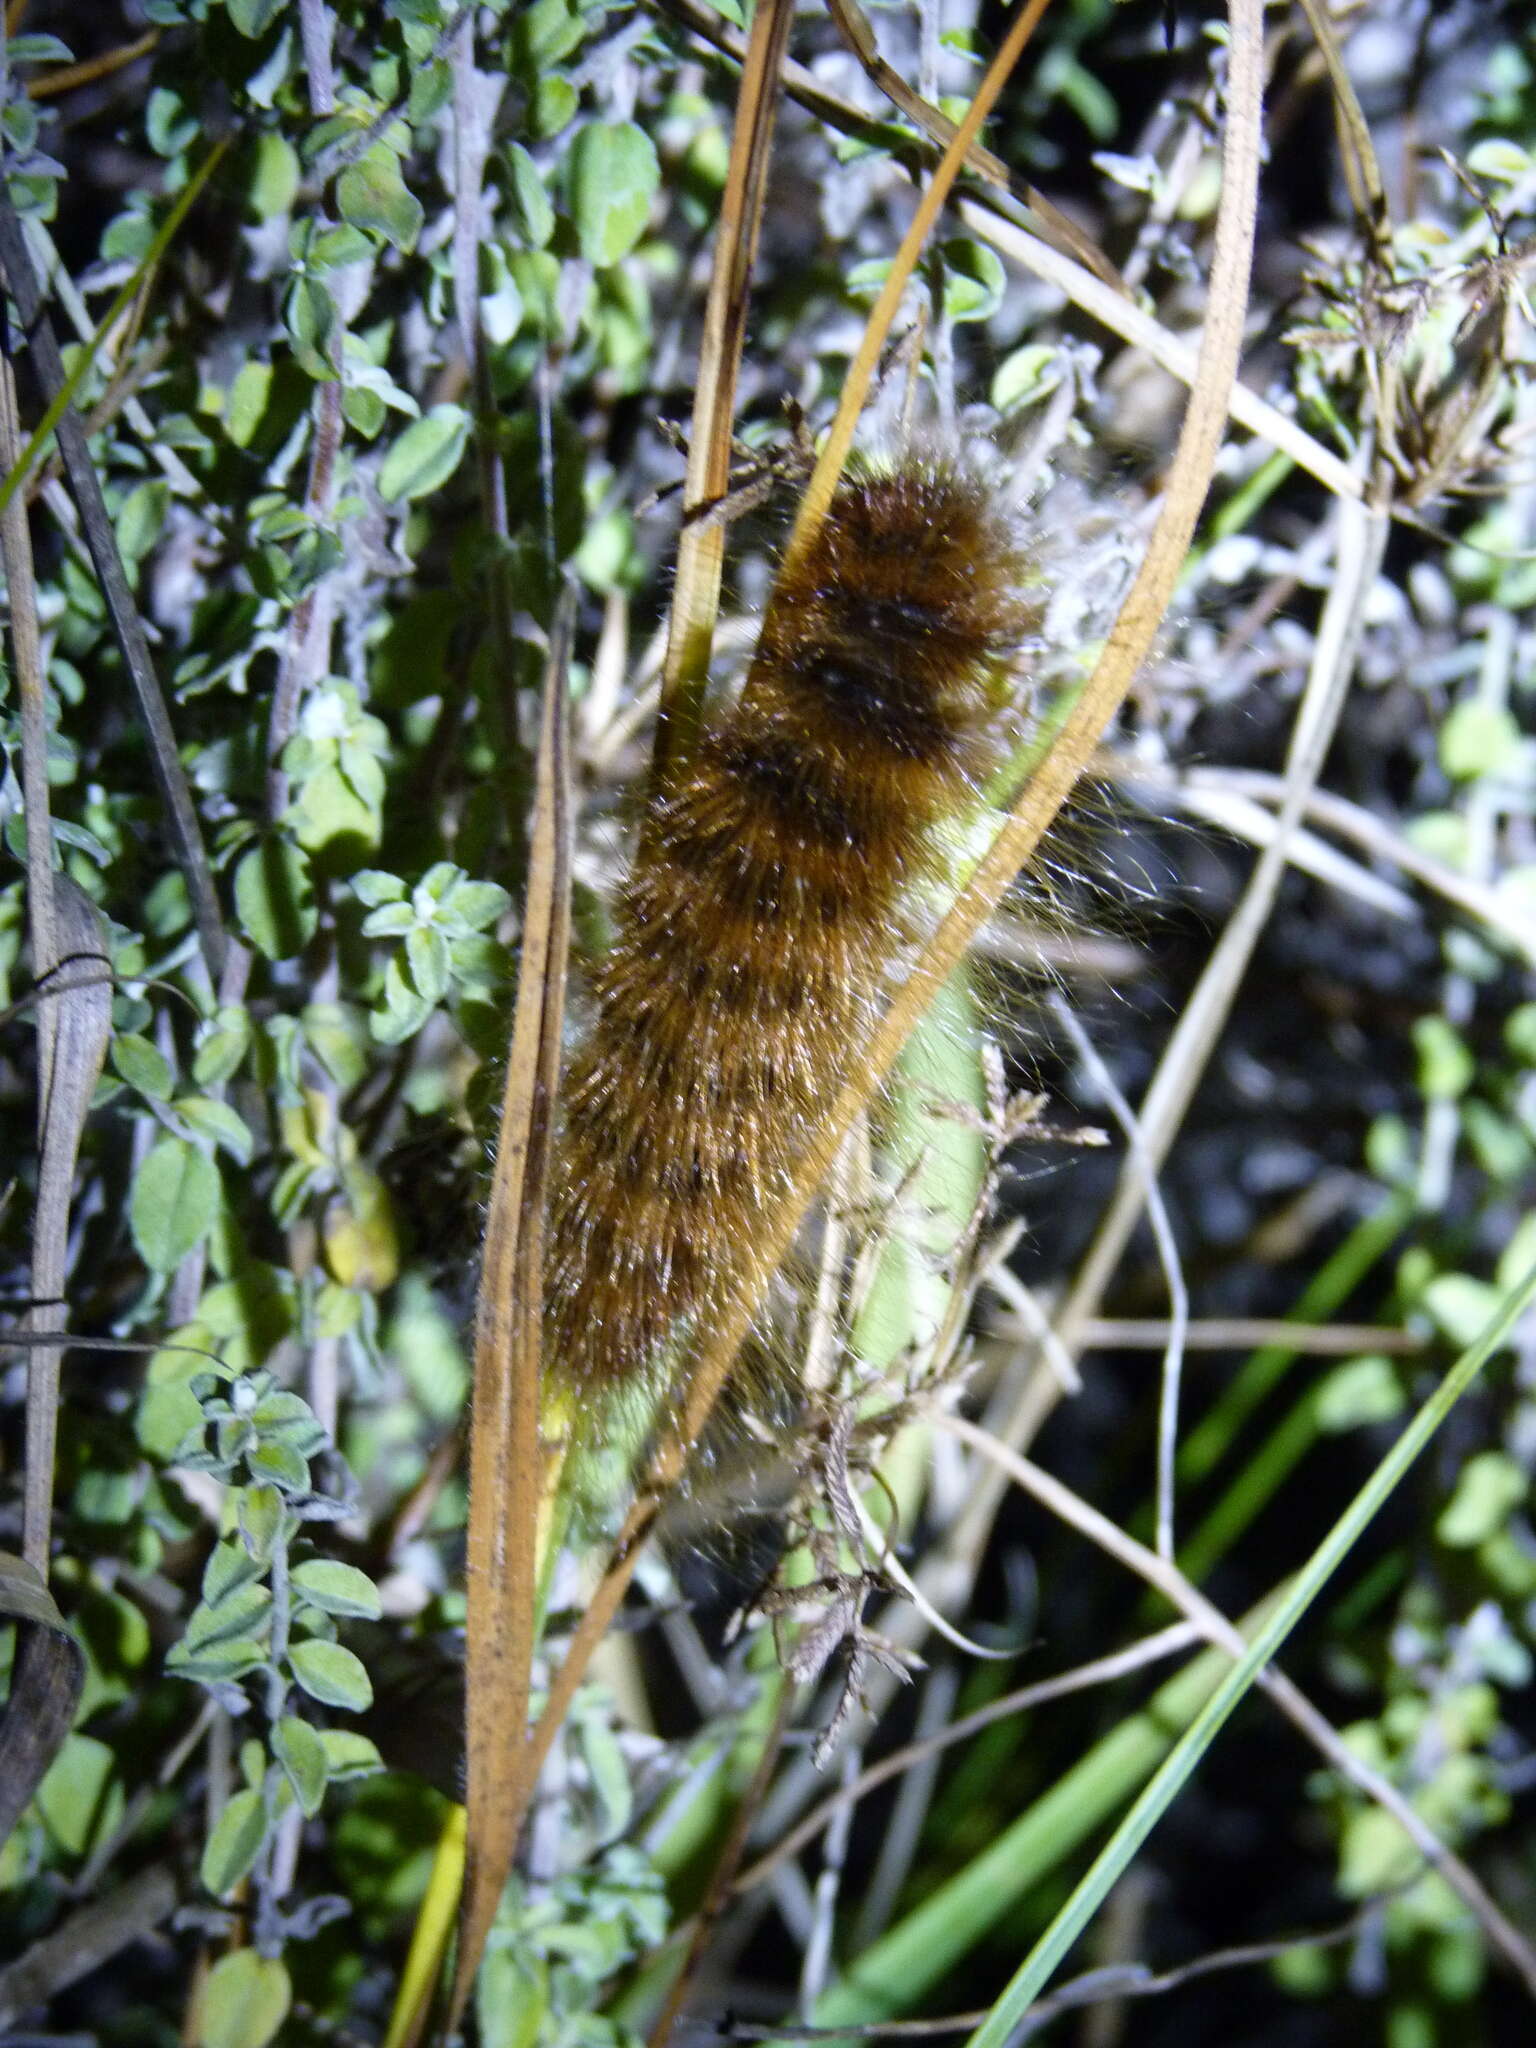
[[544, 450, 1041, 1421]]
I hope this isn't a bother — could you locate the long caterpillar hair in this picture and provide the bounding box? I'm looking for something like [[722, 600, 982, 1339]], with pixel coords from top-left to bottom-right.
[[543, 445, 1042, 1439]]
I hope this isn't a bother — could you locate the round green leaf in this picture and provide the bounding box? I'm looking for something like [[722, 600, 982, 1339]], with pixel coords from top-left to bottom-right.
[[1437, 1450, 1525, 1548], [1313, 1355, 1405, 1433], [566, 122, 659, 267], [235, 837, 317, 960], [137, 1379, 205, 1460], [130, 1139, 219, 1274], [289, 1637, 373, 1710], [290, 1558, 382, 1620], [1438, 700, 1523, 782], [37, 1733, 122, 1857], [940, 237, 1006, 323], [198, 1949, 291, 2048], [378, 403, 469, 502], [406, 923, 450, 1003], [201, 1786, 270, 1896]]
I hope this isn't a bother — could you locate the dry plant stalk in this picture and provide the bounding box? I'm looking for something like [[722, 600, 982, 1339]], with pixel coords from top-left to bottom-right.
[[450, 608, 573, 2027], [651, 0, 798, 787]]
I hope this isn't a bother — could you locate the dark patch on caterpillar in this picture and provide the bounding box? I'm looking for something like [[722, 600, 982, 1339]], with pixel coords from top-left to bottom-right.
[[544, 449, 1042, 1420]]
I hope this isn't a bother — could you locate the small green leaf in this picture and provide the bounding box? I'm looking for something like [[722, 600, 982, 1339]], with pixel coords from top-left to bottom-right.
[[174, 1096, 256, 1166], [530, 75, 577, 139], [1465, 138, 1533, 182], [244, 133, 299, 218], [291, 1558, 382, 1619], [118, 480, 171, 565], [1313, 1355, 1405, 1433], [406, 924, 451, 1003], [508, 142, 555, 248], [1422, 1272, 1502, 1348], [352, 868, 405, 907], [235, 837, 317, 960], [248, 1439, 310, 1492], [239, 1484, 286, 1560], [273, 1715, 328, 1815], [289, 1637, 373, 1710], [337, 147, 425, 253], [991, 343, 1061, 414], [198, 1949, 291, 2048], [193, 1007, 252, 1087], [1411, 1015, 1474, 1101], [1437, 1450, 1525, 1548], [203, 1536, 266, 1608], [201, 1786, 270, 1895], [131, 1139, 219, 1273], [227, 0, 286, 34], [940, 237, 1006, 323], [378, 403, 470, 502], [1438, 700, 1523, 782], [566, 122, 659, 267], [112, 1031, 173, 1100], [442, 880, 511, 932], [317, 1727, 383, 1780], [225, 361, 274, 449], [184, 1581, 271, 1651], [165, 1636, 267, 1685]]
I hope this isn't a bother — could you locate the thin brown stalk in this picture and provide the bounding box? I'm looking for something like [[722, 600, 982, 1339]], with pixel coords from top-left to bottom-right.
[[651, 0, 797, 789], [446, 602, 575, 2029], [1073, 1317, 1423, 1357], [787, 0, 1058, 565], [25, 30, 159, 98], [647, 1684, 798, 2048]]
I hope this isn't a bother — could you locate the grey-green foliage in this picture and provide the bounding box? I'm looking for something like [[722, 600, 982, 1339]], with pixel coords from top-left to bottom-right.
[[5, 0, 1536, 2044], [0, 0, 676, 2024]]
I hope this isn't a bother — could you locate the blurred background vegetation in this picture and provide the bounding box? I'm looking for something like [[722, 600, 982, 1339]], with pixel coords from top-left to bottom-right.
[[2, 0, 1536, 2043]]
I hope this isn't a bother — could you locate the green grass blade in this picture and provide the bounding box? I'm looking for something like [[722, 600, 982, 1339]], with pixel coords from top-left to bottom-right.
[[963, 1259, 1536, 2048]]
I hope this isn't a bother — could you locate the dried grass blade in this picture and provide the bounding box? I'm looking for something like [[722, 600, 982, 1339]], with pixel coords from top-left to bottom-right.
[[1293, 0, 1388, 248], [449, 602, 575, 2026], [652, 0, 796, 785], [0, 352, 113, 1576], [787, 0, 1057, 565], [0, 1551, 84, 1846], [25, 879, 111, 1576]]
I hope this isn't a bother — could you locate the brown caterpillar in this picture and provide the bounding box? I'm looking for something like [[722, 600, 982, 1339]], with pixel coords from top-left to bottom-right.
[[544, 450, 1041, 1419]]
